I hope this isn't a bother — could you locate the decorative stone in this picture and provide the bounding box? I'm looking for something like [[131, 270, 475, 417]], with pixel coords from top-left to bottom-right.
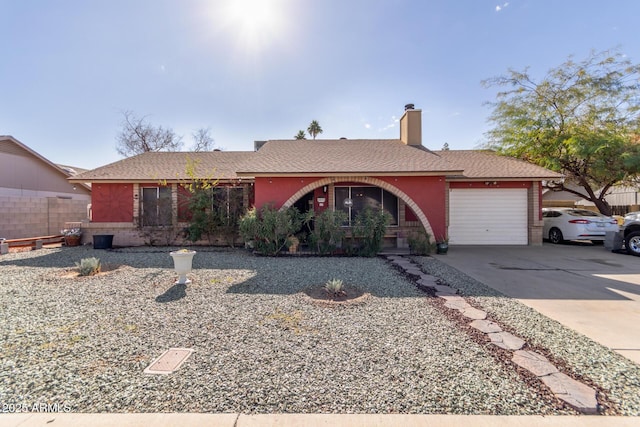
[[461, 307, 487, 320], [469, 319, 502, 334], [417, 277, 438, 288], [539, 372, 599, 414], [512, 350, 559, 377], [443, 299, 472, 311], [404, 267, 424, 276], [488, 331, 525, 350], [433, 284, 457, 294]]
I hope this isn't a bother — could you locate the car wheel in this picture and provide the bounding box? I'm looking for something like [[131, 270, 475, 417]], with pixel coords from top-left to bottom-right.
[[625, 231, 640, 256], [549, 228, 564, 244]]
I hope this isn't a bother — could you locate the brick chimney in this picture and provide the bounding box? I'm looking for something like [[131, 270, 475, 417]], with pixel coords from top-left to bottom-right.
[[399, 103, 422, 146]]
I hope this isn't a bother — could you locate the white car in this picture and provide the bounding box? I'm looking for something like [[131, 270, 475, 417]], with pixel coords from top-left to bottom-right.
[[542, 208, 618, 244]]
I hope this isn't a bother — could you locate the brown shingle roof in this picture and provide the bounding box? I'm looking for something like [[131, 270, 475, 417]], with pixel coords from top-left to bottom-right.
[[69, 151, 254, 182], [435, 150, 563, 180], [236, 139, 462, 175]]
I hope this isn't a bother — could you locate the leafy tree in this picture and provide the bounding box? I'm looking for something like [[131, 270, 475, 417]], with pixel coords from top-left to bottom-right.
[[294, 130, 307, 140], [483, 49, 640, 215], [307, 120, 323, 139], [116, 110, 183, 157]]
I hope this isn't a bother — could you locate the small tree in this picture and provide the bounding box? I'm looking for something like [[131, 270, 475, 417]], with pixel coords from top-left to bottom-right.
[[294, 130, 307, 140]]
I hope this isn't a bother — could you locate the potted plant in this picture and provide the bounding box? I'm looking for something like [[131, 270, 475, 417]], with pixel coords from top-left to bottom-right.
[[436, 234, 449, 255], [61, 228, 82, 246], [286, 236, 299, 254], [169, 248, 196, 285]]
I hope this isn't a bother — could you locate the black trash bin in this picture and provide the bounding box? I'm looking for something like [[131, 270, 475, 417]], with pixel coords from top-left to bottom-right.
[[93, 234, 114, 249]]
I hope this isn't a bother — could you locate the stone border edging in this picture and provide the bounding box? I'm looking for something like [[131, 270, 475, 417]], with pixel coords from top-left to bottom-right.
[[385, 255, 600, 415]]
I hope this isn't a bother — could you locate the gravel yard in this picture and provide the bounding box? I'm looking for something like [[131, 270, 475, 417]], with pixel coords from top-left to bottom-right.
[[1, 247, 639, 415]]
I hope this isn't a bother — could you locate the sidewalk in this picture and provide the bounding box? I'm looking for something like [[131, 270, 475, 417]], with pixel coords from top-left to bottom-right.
[[2, 413, 639, 427]]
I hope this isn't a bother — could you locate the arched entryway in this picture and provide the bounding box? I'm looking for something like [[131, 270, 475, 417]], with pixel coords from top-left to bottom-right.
[[280, 176, 435, 237]]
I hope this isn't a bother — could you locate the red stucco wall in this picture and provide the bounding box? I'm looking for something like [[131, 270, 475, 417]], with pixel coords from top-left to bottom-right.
[[254, 177, 324, 208], [91, 183, 133, 222], [254, 175, 448, 237]]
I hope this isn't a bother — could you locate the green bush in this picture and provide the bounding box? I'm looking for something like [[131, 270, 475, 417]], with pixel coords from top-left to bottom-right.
[[239, 205, 303, 256], [76, 257, 101, 276], [407, 228, 435, 255], [349, 207, 391, 257], [308, 209, 347, 255]]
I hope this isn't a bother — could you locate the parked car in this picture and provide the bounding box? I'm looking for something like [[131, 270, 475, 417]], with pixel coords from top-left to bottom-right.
[[542, 208, 618, 244], [621, 211, 640, 256]]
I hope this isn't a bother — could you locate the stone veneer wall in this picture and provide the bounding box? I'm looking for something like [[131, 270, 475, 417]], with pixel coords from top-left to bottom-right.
[[0, 196, 89, 239]]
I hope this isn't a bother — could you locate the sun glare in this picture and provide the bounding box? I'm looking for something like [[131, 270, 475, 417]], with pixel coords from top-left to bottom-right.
[[219, 0, 289, 52]]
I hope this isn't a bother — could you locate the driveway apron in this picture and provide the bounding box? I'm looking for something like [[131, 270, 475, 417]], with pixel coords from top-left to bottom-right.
[[435, 244, 640, 365]]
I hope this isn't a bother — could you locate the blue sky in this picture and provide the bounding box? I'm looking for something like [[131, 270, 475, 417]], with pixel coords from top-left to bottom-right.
[[1, 0, 639, 169]]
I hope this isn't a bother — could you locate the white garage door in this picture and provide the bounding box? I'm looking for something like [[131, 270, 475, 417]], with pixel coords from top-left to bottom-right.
[[449, 188, 528, 245]]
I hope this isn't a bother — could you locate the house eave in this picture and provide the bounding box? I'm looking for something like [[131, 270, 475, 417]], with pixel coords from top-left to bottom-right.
[[236, 170, 464, 178]]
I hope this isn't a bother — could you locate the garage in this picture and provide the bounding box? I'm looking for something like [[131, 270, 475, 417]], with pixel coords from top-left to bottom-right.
[[449, 188, 528, 245]]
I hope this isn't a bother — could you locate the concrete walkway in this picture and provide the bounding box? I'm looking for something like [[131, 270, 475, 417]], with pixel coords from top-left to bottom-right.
[[2, 413, 639, 427], [434, 243, 640, 364]]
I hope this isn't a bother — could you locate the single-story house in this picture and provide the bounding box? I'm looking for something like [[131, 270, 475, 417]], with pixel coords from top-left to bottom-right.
[[69, 105, 562, 247], [0, 135, 91, 239]]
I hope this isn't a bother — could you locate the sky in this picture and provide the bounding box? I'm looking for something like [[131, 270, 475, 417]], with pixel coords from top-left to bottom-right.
[[1, 0, 640, 170]]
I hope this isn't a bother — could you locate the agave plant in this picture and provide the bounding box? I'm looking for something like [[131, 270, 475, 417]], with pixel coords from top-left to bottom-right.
[[76, 257, 101, 276], [324, 278, 346, 298]]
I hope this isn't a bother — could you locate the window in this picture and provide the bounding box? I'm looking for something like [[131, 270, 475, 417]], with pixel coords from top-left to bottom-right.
[[141, 187, 172, 226], [335, 186, 398, 226], [177, 185, 246, 223]]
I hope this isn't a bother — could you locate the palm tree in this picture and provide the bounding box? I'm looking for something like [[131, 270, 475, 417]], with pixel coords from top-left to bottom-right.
[[295, 130, 306, 140], [307, 120, 323, 140]]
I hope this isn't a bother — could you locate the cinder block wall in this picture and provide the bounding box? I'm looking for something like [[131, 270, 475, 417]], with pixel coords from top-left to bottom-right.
[[0, 196, 89, 239]]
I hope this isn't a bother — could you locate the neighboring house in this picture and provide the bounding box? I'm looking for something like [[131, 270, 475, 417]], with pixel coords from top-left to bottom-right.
[[543, 183, 640, 215], [69, 105, 562, 247], [0, 135, 91, 239]]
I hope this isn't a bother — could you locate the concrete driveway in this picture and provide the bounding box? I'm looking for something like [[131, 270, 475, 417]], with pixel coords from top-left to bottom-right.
[[436, 243, 640, 364]]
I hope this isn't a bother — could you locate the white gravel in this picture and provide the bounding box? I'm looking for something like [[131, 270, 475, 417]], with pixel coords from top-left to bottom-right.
[[0, 247, 634, 414]]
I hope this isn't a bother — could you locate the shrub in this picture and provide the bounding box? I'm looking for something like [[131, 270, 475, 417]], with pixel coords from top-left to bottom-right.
[[349, 207, 391, 257], [407, 228, 434, 255], [324, 278, 345, 297], [76, 257, 101, 276], [239, 205, 303, 256], [308, 209, 347, 255]]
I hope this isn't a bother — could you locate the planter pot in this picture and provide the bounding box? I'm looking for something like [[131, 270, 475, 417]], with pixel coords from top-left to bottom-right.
[[170, 250, 196, 285], [93, 234, 114, 249], [436, 242, 449, 254], [64, 236, 81, 246]]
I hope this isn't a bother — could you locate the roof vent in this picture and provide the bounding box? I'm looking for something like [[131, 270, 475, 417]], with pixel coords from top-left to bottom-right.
[[339, 137, 347, 140], [404, 103, 415, 111]]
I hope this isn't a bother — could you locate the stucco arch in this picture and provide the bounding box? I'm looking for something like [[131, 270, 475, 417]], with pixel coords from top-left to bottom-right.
[[280, 176, 434, 237]]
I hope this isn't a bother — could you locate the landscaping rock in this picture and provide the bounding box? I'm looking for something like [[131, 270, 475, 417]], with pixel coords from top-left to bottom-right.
[[488, 331, 525, 350]]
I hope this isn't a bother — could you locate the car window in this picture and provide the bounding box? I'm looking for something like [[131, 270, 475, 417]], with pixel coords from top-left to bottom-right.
[[543, 210, 562, 218], [567, 209, 601, 217]]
